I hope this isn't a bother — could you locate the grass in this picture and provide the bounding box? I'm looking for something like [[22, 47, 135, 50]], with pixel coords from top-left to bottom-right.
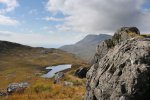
[[140, 34, 150, 38], [128, 32, 150, 39], [0, 45, 87, 100], [0, 75, 86, 100]]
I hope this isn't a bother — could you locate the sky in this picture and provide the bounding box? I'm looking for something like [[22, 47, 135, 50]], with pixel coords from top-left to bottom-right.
[[0, 0, 150, 48]]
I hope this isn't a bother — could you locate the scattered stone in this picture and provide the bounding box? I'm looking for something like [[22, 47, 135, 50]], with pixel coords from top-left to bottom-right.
[[74, 67, 88, 78], [54, 72, 64, 84], [0, 89, 8, 96], [63, 81, 73, 87], [7, 82, 29, 94]]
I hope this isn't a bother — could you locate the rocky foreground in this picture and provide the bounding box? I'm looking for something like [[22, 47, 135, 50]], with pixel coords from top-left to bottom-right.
[[85, 27, 150, 100]]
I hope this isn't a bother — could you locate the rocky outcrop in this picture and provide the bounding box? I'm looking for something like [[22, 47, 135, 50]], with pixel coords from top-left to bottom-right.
[[0, 82, 29, 96], [85, 27, 150, 100], [112, 27, 140, 45], [75, 67, 89, 78], [7, 82, 29, 94], [93, 27, 141, 63]]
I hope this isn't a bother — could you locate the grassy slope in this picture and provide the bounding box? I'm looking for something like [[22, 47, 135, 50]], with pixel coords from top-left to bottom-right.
[[0, 41, 87, 100]]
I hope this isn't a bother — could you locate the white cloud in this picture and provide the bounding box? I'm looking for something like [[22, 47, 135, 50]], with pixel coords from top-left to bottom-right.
[[56, 24, 71, 32], [0, 15, 19, 25], [0, 30, 12, 36], [43, 16, 64, 22], [0, 0, 19, 26], [0, 0, 19, 14], [0, 30, 86, 47], [46, 0, 150, 34]]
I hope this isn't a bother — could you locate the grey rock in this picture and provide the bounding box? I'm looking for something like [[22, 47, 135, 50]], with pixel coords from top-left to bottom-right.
[[75, 67, 89, 78], [112, 27, 140, 45], [85, 27, 150, 100], [0, 89, 8, 96], [93, 39, 114, 64], [54, 72, 64, 84], [92, 27, 140, 64], [63, 81, 73, 87], [7, 82, 29, 94]]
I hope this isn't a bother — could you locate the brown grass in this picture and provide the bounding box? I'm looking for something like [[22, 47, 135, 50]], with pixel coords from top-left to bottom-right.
[[0, 47, 87, 100]]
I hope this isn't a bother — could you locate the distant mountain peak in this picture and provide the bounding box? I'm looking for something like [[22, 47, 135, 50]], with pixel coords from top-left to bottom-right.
[[60, 34, 112, 61]]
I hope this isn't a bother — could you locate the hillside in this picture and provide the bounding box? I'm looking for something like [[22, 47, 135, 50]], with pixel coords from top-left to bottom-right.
[[0, 41, 87, 100], [0, 41, 84, 72], [85, 27, 150, 100], [60, 34, 112, 61]]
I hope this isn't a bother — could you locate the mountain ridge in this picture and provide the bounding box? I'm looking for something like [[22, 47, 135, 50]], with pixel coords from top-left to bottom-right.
[[60, 34, 112, 61], [0, 40, 85, 73]]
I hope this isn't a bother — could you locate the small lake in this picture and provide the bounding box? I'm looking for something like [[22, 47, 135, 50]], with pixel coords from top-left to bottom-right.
[[41, 64, 72, 78]]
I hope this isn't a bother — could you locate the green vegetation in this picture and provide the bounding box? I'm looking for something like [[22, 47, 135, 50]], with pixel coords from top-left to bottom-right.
[[140, 34, 150, 38]]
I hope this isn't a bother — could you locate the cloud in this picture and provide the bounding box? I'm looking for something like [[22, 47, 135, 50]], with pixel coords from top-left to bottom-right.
[[0, 30, 86, 47], [56, 24, 71, 32], [0, 0, 19, 14], [0, 30, 12, 36], [46, 0, 150, 34], [0, 0, 19, 26], [43, 16, 64, 22], [0, 15, 19, 25]]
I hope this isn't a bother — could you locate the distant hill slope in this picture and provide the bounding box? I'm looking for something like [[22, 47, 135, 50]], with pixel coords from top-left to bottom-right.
[[60, 34, 112, 61], [0, 40, 84, 68]]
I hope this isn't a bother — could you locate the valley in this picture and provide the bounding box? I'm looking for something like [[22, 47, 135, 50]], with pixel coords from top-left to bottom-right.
[[0, 41, 88, 100], [0, 0, 150, 100]]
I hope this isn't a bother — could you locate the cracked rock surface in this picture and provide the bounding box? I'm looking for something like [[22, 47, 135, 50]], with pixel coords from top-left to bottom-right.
[[85, 27, 150, 100]]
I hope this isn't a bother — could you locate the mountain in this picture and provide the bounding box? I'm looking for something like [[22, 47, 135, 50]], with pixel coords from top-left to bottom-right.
[[85, 27, 150, 100], [60, 34, 112, 61]]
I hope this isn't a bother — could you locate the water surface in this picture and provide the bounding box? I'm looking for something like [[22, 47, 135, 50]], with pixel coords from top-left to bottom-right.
[[42, 64, 71, 78]]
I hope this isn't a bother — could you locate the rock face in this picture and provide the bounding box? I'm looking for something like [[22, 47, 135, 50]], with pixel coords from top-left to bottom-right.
[[85, 27, 150, 100], [112, 27, 140, 45]]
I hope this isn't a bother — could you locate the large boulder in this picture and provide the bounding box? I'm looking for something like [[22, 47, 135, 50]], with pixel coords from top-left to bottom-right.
[[85, 27, 150, 100], [92, 27, 140, 64], [75, 67, 89, 78], [7, 82, 29, 94]]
